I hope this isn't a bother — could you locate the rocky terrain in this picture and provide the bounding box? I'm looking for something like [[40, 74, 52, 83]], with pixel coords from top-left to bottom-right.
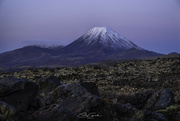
[[0, 56, 179, 121]]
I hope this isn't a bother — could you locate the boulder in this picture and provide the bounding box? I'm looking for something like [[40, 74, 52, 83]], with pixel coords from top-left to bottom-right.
[[144, 89, 175, 111], [30, 104, 79, 121], [114, 103, 137, 120], [37, 76, 61, 96], [132, 110, 168, 121], [45, 83, 115, 121], [157, 105, 180, 121], [117, 90, 154, 109], [114, 103, 168, 121], [0, 76, 38, 111], [80, 82, 99, 96], [29, 96, 45, 111], [0, 101, 17, 121], [178, 100, 180, 105], [143, 111, 168, 121]]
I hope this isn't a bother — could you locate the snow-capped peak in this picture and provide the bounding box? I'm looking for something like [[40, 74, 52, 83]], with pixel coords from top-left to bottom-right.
[[78, 27, 143, 50], [88, 27, 108, 34], [84, 27, 115, 38]]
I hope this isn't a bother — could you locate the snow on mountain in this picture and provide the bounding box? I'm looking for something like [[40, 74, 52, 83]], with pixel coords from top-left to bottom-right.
[[78, 27, 143, 50]]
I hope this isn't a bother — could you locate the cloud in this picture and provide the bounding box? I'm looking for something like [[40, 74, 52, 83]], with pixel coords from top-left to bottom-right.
[[22, 40, 64, 47]]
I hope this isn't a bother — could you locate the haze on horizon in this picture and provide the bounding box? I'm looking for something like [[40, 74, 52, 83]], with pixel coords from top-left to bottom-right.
[[0, 0, 179, 54]]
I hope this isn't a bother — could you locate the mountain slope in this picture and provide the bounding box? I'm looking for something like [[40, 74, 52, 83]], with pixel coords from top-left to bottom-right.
[[0, 46, 64, 68]]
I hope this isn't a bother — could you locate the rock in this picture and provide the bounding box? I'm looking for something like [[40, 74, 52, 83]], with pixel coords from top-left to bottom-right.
[[178, 100, 180, 105], [144, 89, 175, 111], [114, 103, 137, 120], [0, 76, 38, 111], [143, 111, 168, 121], [0, 101, 17, 121], [114, 103, 168, 121], [117, 90, 154, 109], [37, 76, 61, 96], [157, 105, 180, 121], [30, 104, 79, 121], [132, 110, 168, 121], [0, 83, 16, 96], [29, 96, 45, 111], [45, 83, 115, 121], [80, 82, 99, 96]]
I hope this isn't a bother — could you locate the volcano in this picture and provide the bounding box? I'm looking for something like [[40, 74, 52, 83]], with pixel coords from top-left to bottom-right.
[[61, 27, 144, 54], [60, 27, 161, 61]]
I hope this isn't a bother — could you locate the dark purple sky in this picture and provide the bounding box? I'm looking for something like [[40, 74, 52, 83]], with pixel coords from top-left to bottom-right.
[[0, 0, 179, 54]]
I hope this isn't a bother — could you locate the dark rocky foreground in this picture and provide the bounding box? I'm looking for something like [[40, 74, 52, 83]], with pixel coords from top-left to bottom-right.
[[0, 57, 180, 121]]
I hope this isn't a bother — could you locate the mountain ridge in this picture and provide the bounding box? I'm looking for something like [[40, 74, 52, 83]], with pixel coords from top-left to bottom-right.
[[0, 27, 163, 69]]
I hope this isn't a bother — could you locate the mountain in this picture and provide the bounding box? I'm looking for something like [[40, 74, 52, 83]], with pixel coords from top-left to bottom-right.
[[168, 52, 179, 55], [61, 27, 143, 54], [0, 27, 163, 69], [60, 27, 162, 62], [155, 52, 179, 59], [0, 46, 64, 68]]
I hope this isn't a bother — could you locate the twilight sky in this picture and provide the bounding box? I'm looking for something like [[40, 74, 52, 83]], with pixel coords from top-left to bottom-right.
[[0, 0, 179, 54]]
